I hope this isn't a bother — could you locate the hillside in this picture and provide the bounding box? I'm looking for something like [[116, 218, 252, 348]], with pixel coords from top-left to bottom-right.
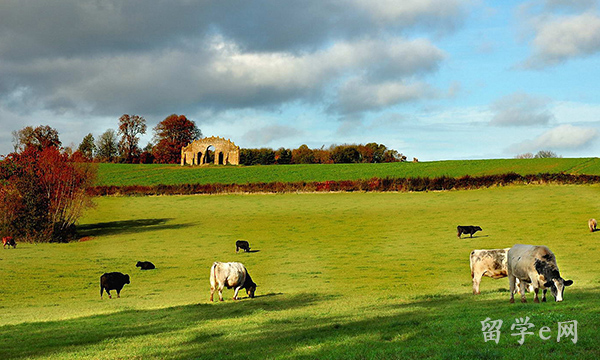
[[96, 157, 600, 186]]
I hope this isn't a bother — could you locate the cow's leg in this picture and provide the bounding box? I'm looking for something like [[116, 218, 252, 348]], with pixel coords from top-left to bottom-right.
[[508, 274, 516, 303], [520, 281, 528, 303], [233, 285, 243, 300], [472, 272, 482, 295], [107, 290, 112, 299], [533, 287, 540, 303], [218, 284, 225, 301], [542, 289, 547, 302], [116, 287, 122, 298], [236, 246, 239, 253], [210, 285, 215, 302]]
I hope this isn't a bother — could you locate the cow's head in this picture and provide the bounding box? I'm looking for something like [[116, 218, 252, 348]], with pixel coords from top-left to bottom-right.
[[246, 282, 257, 298], [544, 278, 573, 302], [475, 226, 482, 231], [125, 274, 131, 284]]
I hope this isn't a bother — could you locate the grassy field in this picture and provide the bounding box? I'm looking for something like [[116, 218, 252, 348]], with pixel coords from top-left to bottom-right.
[[1, 184, 599, 359], [96, 157, 600, 186]]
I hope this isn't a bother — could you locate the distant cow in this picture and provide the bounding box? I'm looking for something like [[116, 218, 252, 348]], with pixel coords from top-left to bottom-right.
[[470, 248, 531, 295], [235, 240, 251, 253], [210, 262, 256, 301], [100, 272, 130, 299], [2, 236, 16, 249], [136, 261, 155, 270], [507, 244, 573, 303], [457, 225, 482, 238], [589, 218, 597, 232]]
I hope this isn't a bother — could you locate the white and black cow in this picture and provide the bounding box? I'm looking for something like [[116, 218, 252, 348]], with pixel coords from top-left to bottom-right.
[[589, 218, 597, 232], [210, 262, 257, 301], [470, 248, 532, 295], [507, 244, 573, 303], [457, 225, 482, 238]]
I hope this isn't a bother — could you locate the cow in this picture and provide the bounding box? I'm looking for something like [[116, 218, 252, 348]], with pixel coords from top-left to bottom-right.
[[589, 218, 597, 232], [470, 248, 532, 295], [507, 244, 573, 303], [235, 240, 251, 253], [136, 261, 155, 270], [2, 236, 16, 249], [100, 272, 130, 299], [457, 225, 482, 238], [210, 262, 256, 301]]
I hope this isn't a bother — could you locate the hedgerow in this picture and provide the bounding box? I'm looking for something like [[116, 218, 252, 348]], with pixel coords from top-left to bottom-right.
[[87, 172, 600, 196]]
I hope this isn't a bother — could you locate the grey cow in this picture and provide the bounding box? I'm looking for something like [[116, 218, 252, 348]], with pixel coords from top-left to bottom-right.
[[507, 244, 573, 303]]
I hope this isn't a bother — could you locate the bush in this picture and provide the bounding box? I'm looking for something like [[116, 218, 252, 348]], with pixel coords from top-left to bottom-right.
[[0, 147, 96, 242]]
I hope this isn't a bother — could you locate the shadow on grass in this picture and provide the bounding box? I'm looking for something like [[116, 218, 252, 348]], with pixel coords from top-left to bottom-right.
[[1, 289, 598, 359], [0, 292, 333, 360], [77, 218, 194, 238]]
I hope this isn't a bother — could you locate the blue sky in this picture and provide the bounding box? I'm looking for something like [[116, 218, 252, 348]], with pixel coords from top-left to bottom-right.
[[1, 0, 599, 160]]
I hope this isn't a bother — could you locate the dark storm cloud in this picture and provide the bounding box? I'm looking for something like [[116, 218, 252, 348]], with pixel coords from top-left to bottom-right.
[[0, 0, 471, 119]]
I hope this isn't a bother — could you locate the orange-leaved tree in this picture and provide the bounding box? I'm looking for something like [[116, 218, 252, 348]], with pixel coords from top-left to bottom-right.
[[0, 146, 96, 242], [152, 114, 202, 164]]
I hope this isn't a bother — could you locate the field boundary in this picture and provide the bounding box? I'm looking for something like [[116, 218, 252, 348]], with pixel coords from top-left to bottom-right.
[[88, 172, 600, 196]]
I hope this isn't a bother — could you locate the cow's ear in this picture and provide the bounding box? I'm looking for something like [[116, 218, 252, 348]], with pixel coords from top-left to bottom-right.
[[564, 280, 573, 287]]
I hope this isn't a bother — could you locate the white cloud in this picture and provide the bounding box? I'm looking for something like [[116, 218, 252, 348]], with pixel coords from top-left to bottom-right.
[[242, 125, 304, 146], [521, 11, 600, 68], [334, 79, 437, 114], [490, 93, 554, 126], [509, 124, 599, 152]]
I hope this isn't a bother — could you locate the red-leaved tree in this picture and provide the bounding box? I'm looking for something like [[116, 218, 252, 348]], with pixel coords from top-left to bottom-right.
[[0, 147, 96, 242], [152, 114, 202, 164]]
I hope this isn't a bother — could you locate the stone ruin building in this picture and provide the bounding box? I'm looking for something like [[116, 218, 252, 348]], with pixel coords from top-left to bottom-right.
[[181, 136, 240, 165]]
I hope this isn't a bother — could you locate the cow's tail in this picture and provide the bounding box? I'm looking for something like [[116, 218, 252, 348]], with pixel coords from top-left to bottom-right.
[[469, 251, 475, 279], [210, 262, 219, 289]]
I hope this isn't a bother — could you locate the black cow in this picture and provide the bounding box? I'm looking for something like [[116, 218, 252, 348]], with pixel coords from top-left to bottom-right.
[[100, 272, 130, 299], [236, 240, 251, 253], [2, 236, 16, 249], [457, 225, 482, 238], [136, 261, 155, 270]]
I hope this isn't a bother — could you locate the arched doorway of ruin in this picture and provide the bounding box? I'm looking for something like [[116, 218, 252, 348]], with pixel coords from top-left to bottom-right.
[[205, 145, 215, 164], [218, 152, 224, 165]]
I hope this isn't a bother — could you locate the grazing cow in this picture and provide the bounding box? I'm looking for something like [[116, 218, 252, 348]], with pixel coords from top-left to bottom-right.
[[2, 236, 16, 249], [136, 261, 155, 270], [457, 225, 482, 238], [589, 218, 597, 232], [507, 244, 573, 303], [210, 262, 256, 301], [235, 240, 251, 253], [100, 272, 130, 299], [470, 248, 531, 295]]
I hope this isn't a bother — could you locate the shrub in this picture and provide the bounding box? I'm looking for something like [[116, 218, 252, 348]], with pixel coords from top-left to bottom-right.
[[0, 147, 96, 242]]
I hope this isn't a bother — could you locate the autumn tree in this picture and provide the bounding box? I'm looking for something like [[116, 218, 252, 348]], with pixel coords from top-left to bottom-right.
[[78, 133, 96, 160], [152, 114, 202, 164], [12, 125, 61, 152], [118, 114, 147, 163], [96, 129, 119, 162], [291, 144, 315, 164], [0, 146, 96, 242]]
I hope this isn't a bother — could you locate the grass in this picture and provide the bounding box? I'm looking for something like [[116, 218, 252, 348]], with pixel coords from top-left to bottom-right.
[[1, 185, 600, 359], [96, 157, 600, 186]]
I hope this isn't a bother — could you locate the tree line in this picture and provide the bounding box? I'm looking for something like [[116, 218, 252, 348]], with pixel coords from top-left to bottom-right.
[[9, 114, 408, 165], [240, 144, 406, 165]]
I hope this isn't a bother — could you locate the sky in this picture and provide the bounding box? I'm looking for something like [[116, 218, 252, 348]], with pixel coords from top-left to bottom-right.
[[1, 0, 600, 161]]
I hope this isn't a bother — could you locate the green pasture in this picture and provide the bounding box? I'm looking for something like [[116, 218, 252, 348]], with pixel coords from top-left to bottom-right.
[[97, 157, 600, 186], [1, 185, 600, 359]]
